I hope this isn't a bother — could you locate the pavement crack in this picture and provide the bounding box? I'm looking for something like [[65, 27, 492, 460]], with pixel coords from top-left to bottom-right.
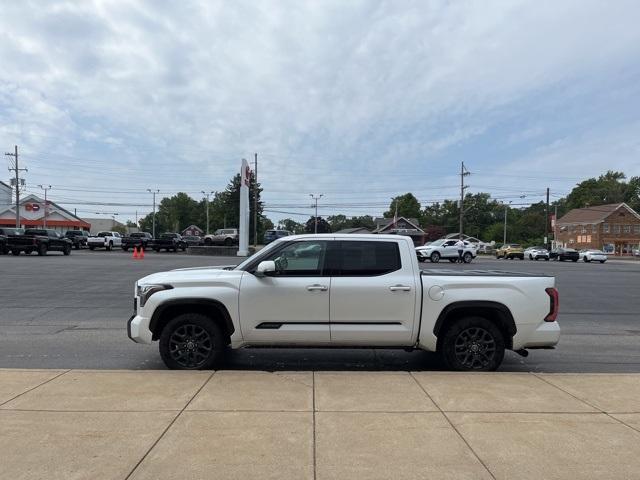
[[409, 372, 498, 480], [124, 370, 217, 480], [0, 369, 71, 407]]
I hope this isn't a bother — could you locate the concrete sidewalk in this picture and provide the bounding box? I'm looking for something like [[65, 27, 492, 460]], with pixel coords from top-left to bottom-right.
[[1, 370, 640, 480]]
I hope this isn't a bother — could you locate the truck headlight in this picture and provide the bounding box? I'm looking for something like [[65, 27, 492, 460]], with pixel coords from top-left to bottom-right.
[[136, 284, 173, 307]]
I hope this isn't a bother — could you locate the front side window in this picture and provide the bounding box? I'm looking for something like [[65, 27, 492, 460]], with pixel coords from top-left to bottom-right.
[[614, 225, 621, 234], [263, 241, 326, 276], [603, 224, 610, 233], [624, 225, 631, 233], [334, 241, 401, 276]]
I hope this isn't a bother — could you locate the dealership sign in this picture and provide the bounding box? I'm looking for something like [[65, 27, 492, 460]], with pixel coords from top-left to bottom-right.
[[25, 203, 41, 212]]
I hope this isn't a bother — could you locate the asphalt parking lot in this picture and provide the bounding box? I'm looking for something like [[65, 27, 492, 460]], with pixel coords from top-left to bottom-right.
[[0, 250, 638, 372]]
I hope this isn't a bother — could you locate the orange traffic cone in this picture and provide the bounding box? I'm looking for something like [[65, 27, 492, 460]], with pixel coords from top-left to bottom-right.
[[132, 247, 139, 259], [139, 247, 145, 260]]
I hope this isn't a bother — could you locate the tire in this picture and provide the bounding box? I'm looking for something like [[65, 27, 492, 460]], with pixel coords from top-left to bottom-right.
[[89, 246, 95, 250], [545, 257, 549, 261], [106, 241, 113, 251], [572, 259, 578, 262], [63, 245, 71, 256], [154, 248, 160, 252], [122, 247, 129, 252], [417, 257, 425, 263], [224, 237, 233, 246], [600, 260, 605, 264], [11, 250, 20, 256], [204, 238, 213, 246], [37, 244, 47, 256], [441, 316, 505, 371], [529, 254, 533, 260], [463, 252, 473, 263], [74, 244, 80, 250], [430, 251, 441, 263], [159, 313, 225, 370], [583, 257, 589, 262]]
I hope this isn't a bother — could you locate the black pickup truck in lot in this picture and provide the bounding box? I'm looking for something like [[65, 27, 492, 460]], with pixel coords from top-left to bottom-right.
[[65, 230, 89, 249], [122, 232, 153, 251], [0, 228, 23, 254], [7, 229, 73, 256], [152, 233, 188, 252]]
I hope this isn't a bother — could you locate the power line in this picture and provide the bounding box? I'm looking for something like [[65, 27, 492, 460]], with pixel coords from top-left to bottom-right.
[[5, 145, 27, 228]]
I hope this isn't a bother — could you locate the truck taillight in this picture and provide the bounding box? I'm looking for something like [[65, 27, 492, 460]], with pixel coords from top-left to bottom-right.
[[545, 287, 559, 322]]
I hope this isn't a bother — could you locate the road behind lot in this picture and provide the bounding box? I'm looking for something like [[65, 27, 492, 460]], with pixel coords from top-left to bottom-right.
[[0, 250, 638, 372]]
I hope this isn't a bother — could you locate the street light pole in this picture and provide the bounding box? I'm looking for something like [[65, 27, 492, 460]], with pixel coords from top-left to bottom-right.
[[201, 191, 214, 235], [503, 201, 512, 245], [309, 194, 323, 233], [147, 189, 160, 238], [38, 185, 52, 229]]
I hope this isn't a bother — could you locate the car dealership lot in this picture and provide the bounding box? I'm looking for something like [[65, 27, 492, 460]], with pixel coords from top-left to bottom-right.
[[0, 250, 639, 372]]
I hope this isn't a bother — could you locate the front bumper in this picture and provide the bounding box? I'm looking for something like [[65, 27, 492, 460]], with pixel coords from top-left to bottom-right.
[[127, 314, 153, 344]]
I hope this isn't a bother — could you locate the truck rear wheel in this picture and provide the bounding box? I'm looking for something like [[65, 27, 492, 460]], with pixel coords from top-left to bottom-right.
[[159, 313, 224, 370], [11, 250, 20, 256], [441, 316, 505, 371], [37, 244, 48, 256]]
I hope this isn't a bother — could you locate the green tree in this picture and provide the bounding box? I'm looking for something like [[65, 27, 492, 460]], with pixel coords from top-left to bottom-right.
[[305, 216, 331, 233], [564, 171, 639, 210], [385, 193, 421, 219], [278, 218, 305, 234]]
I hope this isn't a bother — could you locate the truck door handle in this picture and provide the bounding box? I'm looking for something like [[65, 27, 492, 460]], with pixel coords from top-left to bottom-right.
[[389, 285, 411, 291], [306, 284, 328, 291]]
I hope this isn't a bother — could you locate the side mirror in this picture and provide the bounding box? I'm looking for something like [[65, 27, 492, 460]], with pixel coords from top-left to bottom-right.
[[255, 260, 276, 278]]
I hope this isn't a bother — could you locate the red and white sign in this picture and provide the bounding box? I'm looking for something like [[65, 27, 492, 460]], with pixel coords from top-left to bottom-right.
[[241, 161, 251, 187], [25, 203, 41, 212], [550, 214, 556, 228]]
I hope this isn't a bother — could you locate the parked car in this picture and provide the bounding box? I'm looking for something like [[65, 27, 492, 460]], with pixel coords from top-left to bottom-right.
[[550, 248, 579, 262], [578, 249, 608, 263], [87, 231, 123, 251], [7, 229, 72, 256], [415, 239, 477, 263], [204, 228, 239, 246], [524, 246, 549, 261], [0, 228, 25, 254], [182, 235, 204, 246], [65, 230, 89, 249], [128, 234, 560, 371], [496, 244, 524, 260], [153, 233, 188, 252], [122, 232, 153, 251], [264, 229, 292, 244]]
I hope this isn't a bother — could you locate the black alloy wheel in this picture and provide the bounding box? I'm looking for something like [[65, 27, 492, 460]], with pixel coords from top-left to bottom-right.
[[442, 316, 505, 371], [159, 313, 224, 370]]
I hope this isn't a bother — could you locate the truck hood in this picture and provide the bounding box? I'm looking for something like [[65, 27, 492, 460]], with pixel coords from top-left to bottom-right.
[[137, 266, 244, 287]]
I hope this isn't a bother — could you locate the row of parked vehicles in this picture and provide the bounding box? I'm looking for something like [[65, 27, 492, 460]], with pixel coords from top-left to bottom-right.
[[496, 244, 608, 263]]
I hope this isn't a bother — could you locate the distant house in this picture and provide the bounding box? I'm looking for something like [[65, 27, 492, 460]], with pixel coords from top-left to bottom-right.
[[335, 227, 371, 234], [82, 217, 126, 235], [372, 217, 425, 245], [556, 203, 640, 255], [182, 225, 205, 237]]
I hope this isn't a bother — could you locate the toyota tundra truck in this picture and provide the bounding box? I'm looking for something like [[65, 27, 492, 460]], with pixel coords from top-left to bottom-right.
[[128, 234, 560, 371]]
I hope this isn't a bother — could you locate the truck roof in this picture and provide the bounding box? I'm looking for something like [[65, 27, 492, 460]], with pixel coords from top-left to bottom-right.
[[283, 233, 413, 242]]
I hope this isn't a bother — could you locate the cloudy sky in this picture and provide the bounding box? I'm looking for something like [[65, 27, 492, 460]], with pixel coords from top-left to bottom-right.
[[1, 0, 639, 225]]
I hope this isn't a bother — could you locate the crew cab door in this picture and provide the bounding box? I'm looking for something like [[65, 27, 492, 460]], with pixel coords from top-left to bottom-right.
[[239, 240, 331, 344], [328, 240, 419, 345]]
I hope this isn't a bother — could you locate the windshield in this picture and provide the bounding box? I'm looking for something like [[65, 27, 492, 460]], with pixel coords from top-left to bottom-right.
[[234, 240, 282, 271]]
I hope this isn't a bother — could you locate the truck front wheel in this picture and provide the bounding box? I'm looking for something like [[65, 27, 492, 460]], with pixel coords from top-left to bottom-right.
[[441, 316, 505, 371], [159, 313, 225, 370]]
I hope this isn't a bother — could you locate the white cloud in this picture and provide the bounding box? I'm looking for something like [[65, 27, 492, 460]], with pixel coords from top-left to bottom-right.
[[0, 0, 639, 221]]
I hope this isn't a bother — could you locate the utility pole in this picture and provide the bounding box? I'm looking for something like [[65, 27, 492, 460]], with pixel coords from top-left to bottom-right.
[[201, 190, 214, 234], [309, 194, 323, 233], [459, 161, 470, 238], [38, 185, 52, 228], [253, 153, 258, 247], [554, 204, 558, 248], [147, 189, 159, 238], [545, 187, 550, 250], [503, 201, 512, 245], [5, 145, 27, 228]]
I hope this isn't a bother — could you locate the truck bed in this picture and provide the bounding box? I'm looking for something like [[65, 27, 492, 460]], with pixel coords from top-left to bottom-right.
[[421, 269, 551, 278]]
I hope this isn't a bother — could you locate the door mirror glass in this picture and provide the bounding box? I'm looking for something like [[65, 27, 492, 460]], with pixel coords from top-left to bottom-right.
[[255, 260, 276, 277]]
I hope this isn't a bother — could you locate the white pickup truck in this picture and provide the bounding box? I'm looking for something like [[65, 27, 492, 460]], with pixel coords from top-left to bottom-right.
[[88, 231, 123, 251], [128, 234, 560, 371]]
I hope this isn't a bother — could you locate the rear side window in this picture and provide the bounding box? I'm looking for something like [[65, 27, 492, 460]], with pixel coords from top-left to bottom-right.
[[334, 241, 401, 276]]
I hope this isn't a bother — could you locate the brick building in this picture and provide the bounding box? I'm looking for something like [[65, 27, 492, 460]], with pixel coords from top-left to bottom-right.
[[556, 203, 640, 255]]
